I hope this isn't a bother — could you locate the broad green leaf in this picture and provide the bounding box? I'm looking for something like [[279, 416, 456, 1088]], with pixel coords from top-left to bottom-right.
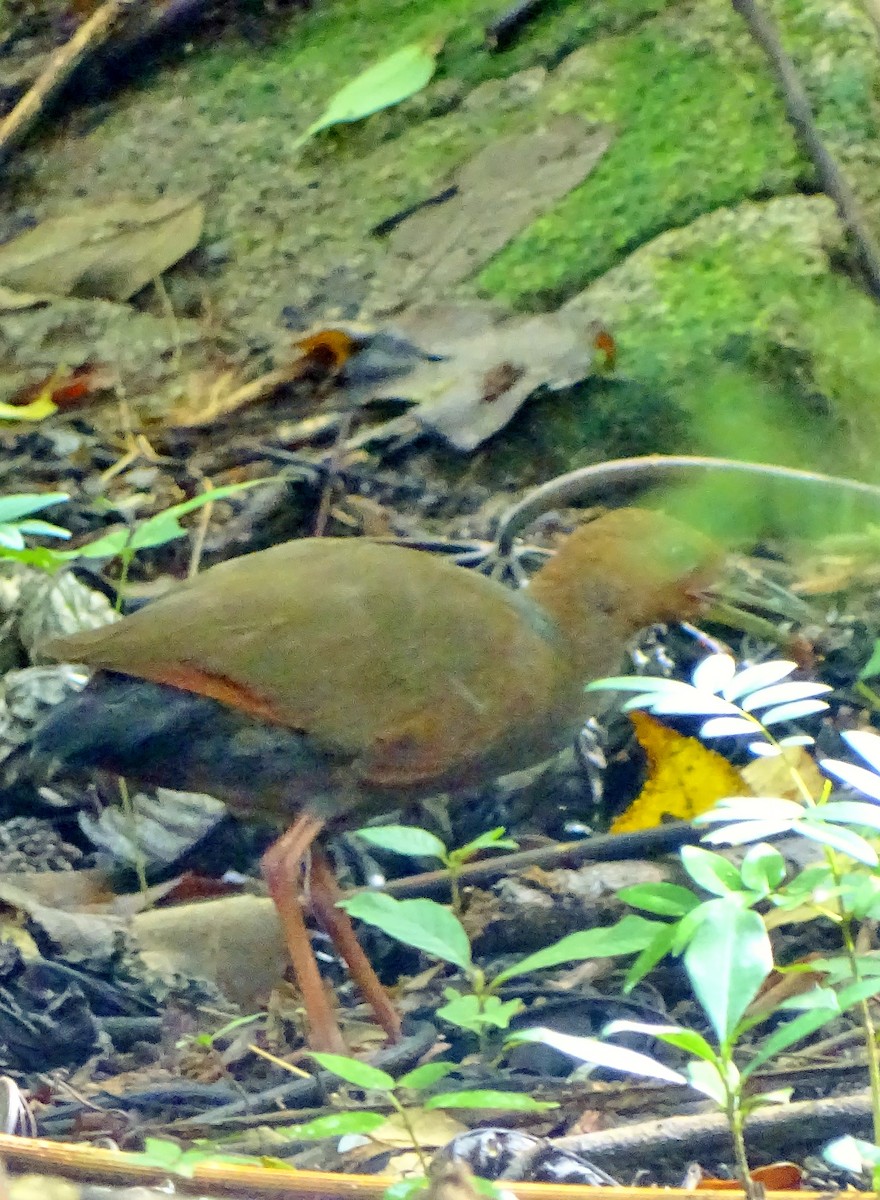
[[624, 923, 678, 990], [355, 825, 447, 861], [743, 1002, 840, 1077], [396, 1062, 456, 1090], [0, 492, 69, 523], [425, 1090, 556, 1112], [308, 1052, 395, 1091], [680, 845, 743, 896], [618, 881, 699, 917], [494, 914, 661, 984], [339, 893, 471, 969], [278, 1111, 387, 1139], [684, 901, 772, 1044], [508, 1026, 687, 1084], [294, 41, 440, 151]]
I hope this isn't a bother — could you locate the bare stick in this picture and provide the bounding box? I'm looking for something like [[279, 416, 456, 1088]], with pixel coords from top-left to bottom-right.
[[731, 0, 880, 298], [0, 0, 137, 167], [494, 454, 880, 554]]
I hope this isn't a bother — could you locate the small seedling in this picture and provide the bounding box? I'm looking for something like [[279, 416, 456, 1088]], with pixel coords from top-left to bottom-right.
[[354, 824, 518, 915]]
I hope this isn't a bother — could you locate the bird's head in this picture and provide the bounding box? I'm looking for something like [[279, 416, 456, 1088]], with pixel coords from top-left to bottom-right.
[[527, 508, 720, 663]]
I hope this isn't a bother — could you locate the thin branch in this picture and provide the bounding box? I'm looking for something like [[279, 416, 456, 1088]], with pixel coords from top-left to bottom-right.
[[731, 0, 880, 298]]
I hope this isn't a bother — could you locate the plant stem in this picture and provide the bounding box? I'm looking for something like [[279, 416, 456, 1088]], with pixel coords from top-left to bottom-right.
[[388, 1093, 430, 1173], [725, 1087, 754, 1196]]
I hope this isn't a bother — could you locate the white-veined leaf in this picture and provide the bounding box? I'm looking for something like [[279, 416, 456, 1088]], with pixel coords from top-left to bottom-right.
[[741, 682, 832, 712], [701, 819, 798, 846], [632, 693, 742, 717], [760, 699, 829, 725], [795, 821, 879, 866], [843, 729, 880, 774], [699, 716, 758, 738], [748, 741, 782, 757], [722, 660, 797, 701], [821, 757, 880, 803], [694, 797, 805, 823], [817, 800, 880, 830], [691, 654, 737, 695], [508, 1027, 687, 1084]]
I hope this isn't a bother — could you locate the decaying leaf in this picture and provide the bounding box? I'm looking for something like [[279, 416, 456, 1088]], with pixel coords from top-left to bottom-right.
[[611, 712, 749, 833], [376, 116, 612, 300], [0, 195, 204, 301], [375, 301, 603, 451]]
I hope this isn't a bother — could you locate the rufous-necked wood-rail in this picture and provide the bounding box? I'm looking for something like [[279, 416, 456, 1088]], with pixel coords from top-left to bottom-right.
[[35, 507, 716, 1052]]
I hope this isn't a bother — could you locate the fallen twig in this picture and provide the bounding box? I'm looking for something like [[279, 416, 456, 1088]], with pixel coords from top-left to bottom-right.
[[0, 0, 141, 168]]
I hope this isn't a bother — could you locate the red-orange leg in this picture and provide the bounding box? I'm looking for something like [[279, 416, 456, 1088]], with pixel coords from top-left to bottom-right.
[[260, 814, 345, 1053], [309, 847, 403, 1043]]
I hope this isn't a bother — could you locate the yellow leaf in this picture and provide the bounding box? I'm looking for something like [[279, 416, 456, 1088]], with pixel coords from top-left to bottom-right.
[[0, 394, 57, 421], [611, 711, 750, 833]]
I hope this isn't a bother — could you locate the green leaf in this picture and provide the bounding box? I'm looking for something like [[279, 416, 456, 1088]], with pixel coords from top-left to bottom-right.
[[278, 1112, 387, 1139], [438, 991, 522, 1033], [494, 914, 662, 984], [508, 1026, 687, 1084], [859, 641, 880, 681], [354, 825, 447, 861], [58, 480, 269, 561], [396, 1062, 456, 1091], [739, 843, 786, 893], [384, 1177, 430, 1200], [618, 881, 700, 917], [683, 900, 772, 1044], [308, 1052, 395, 1091], [624, 924, 678, 990], [338, 893, 472, 969], [425, 1090, 557, 1112], [294, 41, 440, 151], [680, 845, 744, 895], [0, 492, 69, 524], [452, 827, 519, 862]]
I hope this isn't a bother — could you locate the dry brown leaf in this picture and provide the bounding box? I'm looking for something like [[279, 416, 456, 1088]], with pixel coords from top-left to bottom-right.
[[380, 302, 601, 451], [741, 744, 825, 802], [0, 195, 204, 301], [379, 116, 612, 298]]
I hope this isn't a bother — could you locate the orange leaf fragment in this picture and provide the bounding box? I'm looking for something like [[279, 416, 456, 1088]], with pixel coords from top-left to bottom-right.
[[610, 711, 749, 833]]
